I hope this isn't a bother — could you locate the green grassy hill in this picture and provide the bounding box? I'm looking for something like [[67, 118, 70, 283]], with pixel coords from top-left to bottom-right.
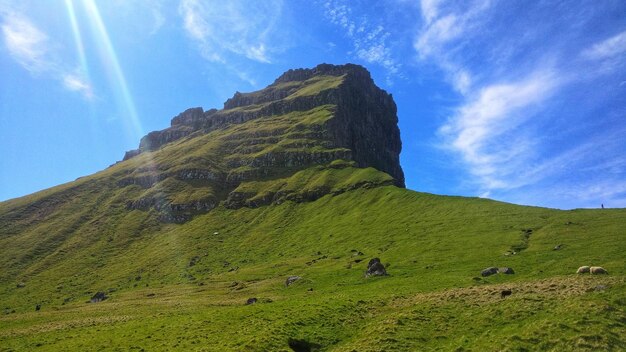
[[1, 64, 624, 351]]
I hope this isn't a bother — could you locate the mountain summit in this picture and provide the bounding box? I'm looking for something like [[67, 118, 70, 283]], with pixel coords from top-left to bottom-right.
[[116, 63, 404, 222]]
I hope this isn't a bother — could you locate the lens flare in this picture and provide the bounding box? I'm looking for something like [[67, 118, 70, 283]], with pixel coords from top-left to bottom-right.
[[65, 0, 89, 79], [81, 0, 143, 139]]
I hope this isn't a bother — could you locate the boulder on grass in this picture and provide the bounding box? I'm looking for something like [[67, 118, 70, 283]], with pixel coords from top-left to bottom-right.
[[90, 292, 108, 303], [366, 258, 387, 277], [498, 267, 515, 275], [245, 297, 257, 305], [481, 267, 499, 277], [285, 276, 302, 287]]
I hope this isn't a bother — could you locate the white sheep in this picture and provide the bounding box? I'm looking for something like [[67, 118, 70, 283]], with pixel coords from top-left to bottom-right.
[[576, 266, 590, 274], [590, 266, 608, 275]]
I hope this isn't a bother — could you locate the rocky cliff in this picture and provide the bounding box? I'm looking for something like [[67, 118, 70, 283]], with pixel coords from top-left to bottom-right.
[[116, 63, 404, 222]]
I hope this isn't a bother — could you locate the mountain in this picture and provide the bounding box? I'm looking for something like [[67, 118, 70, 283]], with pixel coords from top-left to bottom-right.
[[0, 64, 624, 351]]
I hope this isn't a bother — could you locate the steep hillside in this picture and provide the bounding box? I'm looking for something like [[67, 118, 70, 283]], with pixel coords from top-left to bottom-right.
[[0, 64, 624, 351]]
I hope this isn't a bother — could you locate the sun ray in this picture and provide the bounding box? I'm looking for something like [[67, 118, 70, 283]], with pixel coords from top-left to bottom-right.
[[79, 0, 174, 223], [81, 0, 143, 139], [64, 0, 90, 79]]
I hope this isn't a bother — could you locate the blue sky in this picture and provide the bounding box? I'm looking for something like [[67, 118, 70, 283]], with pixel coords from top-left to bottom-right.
[[1, 0, 625, 209]]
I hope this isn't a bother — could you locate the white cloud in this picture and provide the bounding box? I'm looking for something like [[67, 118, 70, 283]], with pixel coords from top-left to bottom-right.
[[63, 73, 94, 99], [582, 30, 626, 60], [420, 0, 443, 25], [440, 71, 560, 192], [179, 0, 283, 63], [323, 0, 401, 81], [0, 10, 93, 99], [1, 13, 50, 72]]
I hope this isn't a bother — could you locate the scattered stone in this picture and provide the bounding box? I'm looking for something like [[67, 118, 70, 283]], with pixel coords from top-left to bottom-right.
[[308, 288, 314, 292], [16, 282, 25, 288], [553, 244, 563, 250], [90, 292, 108, 303], [501, 289, 512, 298], [35, 304, 41, 311], [245, 297, 257, 305], [577, 266, 590, 274], [285, 276, 302, 287], [213, 232, 219, 235], [228, 266, 239, 272], [146, 293, 156, 297], [188, 256, 200, 267], [594, 285, 607, 291], [498, 267, 515, 275], [481, 267, 499, 277], [590, 266, 608, 275], [366, 258, 387, 277], [288, 338, 321, 352]]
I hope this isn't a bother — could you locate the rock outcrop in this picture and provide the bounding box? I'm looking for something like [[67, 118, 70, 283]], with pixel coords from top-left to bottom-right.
[[118, 63, 405, 222], [366, 258, 387, 277]]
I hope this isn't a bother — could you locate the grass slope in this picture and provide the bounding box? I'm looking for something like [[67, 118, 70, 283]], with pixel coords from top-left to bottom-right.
[[1, 186, 625, 351]]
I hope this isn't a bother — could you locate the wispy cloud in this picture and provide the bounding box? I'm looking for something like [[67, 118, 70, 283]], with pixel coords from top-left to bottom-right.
[[322, 0, 401, 82], [63, 73, 94, 99], [1, 12, 50, 72], [582, 30, 626, 60], [178, 0, 284, 64], [415, 1, 626, 208], [440, 71, 559, 190], [414, 0, 491, 93], [0, 9, 93, 99], [419, 0, 443, 25]]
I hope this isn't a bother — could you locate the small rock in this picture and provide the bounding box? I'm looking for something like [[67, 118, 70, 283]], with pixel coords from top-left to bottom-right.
[[245, 297, 257, 305], [498, 267, 515, 275], [366, 258, 387, 277], [553, 244, 563, 250], [481, 267, 499, 277], [285, 276, 302, 287], [501, 289, 512, 298], [213, 232, 219, 235], [188, 256, 200, 267], [90, 291, 108, 303], [16, 282, 25, 288], [35, 304, 41, 311]]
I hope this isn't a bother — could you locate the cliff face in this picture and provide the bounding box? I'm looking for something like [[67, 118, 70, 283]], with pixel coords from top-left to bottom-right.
[[113, 64, 404, 221], [124, 64, 403, 185]]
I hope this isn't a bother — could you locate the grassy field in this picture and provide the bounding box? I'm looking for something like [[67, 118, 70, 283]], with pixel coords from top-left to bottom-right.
[[1, 186, 624, 351]]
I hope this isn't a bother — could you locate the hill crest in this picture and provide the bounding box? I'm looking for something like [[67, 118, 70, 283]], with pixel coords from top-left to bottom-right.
[[113, 63, 404, 221]]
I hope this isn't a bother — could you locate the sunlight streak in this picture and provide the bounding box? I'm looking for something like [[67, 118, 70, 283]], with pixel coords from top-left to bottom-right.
[[64, 0, 90, 79], [81, 0, 143, 139]]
